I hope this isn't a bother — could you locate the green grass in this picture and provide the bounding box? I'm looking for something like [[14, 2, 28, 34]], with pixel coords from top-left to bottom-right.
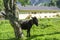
[[0, 18, 60, 40], [19, 10, 60, 13]]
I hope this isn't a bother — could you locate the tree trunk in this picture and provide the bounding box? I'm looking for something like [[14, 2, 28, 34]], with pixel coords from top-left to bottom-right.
[[3, 0, 23, 38]]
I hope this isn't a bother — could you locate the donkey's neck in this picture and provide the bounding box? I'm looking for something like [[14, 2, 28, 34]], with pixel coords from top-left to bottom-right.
[[29, 19, 33, 27]]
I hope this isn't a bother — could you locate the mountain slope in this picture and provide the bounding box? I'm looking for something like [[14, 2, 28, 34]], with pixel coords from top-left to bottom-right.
[[30, 0, 51, 6]]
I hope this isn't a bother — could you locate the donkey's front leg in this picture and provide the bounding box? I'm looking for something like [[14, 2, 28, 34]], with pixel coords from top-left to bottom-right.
[[27, 29, 30, 37]]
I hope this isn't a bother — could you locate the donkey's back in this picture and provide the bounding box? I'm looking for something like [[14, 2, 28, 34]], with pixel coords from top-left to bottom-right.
[[19, 19, 32, 30]]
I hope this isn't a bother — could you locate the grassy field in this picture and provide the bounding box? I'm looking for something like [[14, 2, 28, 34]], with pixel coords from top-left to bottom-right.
[[19, 10, 60, 13], [0, 18, 60, 40]]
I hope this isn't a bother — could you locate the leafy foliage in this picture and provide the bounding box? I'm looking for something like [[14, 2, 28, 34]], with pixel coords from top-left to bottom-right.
[[0, 0, 4, 11], [18, 0, 30, 6], [56, 0, 60, 8], [48, 0, 60, 8]]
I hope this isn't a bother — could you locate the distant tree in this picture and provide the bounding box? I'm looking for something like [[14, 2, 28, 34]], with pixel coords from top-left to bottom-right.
[[49, 0, 60, 8], [49, 0, 56, 6], [0, 0, 4, 11], [18, 0, 30, 6], [56, 0, 60, 8], [44, 3, 49, 6]]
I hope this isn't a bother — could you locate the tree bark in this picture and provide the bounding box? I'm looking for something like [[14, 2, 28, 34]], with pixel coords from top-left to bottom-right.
[[3, 0, 23, 38]]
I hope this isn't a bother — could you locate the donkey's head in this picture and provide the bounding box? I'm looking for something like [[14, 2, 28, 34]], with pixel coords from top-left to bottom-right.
[[32, 17, 38, 26]]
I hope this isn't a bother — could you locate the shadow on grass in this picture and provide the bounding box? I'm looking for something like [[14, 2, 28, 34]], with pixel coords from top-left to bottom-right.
[[26, 32, 60, 40], [0, 32, 60, 40], [45, 38, 59, 40], [0, 38, 20, 40]]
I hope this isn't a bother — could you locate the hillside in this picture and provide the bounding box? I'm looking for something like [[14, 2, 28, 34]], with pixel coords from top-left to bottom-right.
[[30, 0, 51, 6]]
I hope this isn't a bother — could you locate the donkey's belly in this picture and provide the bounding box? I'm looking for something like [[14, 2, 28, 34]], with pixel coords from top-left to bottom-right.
[[21, 25, 31, 30], [20, 21, 32, 30]]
